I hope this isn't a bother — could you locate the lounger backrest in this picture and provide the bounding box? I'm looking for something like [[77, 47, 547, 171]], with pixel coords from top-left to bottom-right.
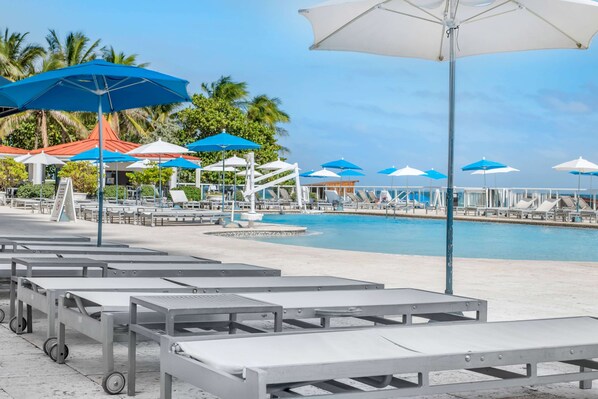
[[169, 190, 189, 204], [536, 199, 558, 212], [367, 191, 378, 202], [325, 190, 340, 203], [578, 197, 592, 210], [266, 189, 278, 200], [559, 195, 575, 209], [279, 188, 291, 200], [346, 192, 359, 202], [356, 190, 370, 202]]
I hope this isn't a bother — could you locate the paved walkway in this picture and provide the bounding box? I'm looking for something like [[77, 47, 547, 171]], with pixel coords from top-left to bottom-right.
[[0, 206, 596, 398]]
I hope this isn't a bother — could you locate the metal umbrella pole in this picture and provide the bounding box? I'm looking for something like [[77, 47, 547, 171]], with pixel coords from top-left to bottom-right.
[[97, 99, 104, 246], [221, 150, 226, 212], [445, 6, 457, 295]]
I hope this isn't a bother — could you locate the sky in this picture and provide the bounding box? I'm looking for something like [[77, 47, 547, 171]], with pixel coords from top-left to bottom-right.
[[6, 0, 598, 188]]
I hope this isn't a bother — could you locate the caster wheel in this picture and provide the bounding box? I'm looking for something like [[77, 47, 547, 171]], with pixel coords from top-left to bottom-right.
[[102, 371, 125, 395], [0, 308, 4, 323], [48, 343, 69, 362], [9, 317, 27, 333], [43, 337, 57, 355]]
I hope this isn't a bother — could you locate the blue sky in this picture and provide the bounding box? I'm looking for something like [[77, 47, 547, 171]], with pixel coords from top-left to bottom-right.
[[6, 0, 598, 188]]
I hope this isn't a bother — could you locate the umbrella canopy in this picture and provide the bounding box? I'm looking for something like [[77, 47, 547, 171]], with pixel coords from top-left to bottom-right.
[[424, 169, 448, 180], [472, 166, 519, 175], [553, 157, 598, 173], [22, 151, 64, 166], [71, 147, 138, 163], [377, 166, 398, 175], [462, 158, 507, 172], [126, 159, 152, 170], [202, 164, 237, 172], [338, 169, 365, 177], [389, 166, 425, 177], [187, 131, 261, 152], [300, 0, 598, 295], [0, 60, 190, 246], [310, 168, 341, 178], [127, 138, 189, 156], [299, 169, 317, 177], [260, 158, 293, 170], [14, 153, 32, 163], [321, 158, 362, 170], [161, 157, 201, 169], [236, 169, 262, 177], [224, 155, 248, 168]]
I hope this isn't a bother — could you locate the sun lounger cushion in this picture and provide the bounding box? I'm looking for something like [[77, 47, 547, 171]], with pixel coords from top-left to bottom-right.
[[176, 317, 598, 376]]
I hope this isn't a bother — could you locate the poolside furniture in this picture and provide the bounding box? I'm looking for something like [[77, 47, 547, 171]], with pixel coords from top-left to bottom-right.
[[169, 190, 202, 209], [55, 278, 385, 393], [366, 190, 379, 204], [105, 263, 280, 278], [161, 316, 598, 399], [0, 235, 90, 242], [506, 198, 536, 218], [6, 257, 108, 328], [521, 198, 560, 220], [59, 254, 220, 264], [12, 244, 166, 255], [165, 276, 383, 292], [324, 190, 347, 210], [136, 208, 225, 227]]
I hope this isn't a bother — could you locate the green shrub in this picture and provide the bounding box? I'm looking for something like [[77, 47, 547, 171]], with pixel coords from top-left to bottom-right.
[[16, 183, 55, 199], [126, 164, 173, 186], [0, 158, 28, 189], [140, 185, 156, 197], [174, 186, 202, 201], [103, 185, 127, 200], [58, 162, 98, 195], [234, 190, 245, 201]]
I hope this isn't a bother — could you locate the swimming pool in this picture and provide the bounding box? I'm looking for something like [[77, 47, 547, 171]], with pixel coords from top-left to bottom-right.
[[249, 214, 598, 261]]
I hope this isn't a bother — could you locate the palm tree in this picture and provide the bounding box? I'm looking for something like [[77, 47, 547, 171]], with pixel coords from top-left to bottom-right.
[[46, 29, 100, 67], [0, 28, 45, 80], [247, 95, 290, 131], [201, 76, 248, 105], [102, 46, 149, 67]]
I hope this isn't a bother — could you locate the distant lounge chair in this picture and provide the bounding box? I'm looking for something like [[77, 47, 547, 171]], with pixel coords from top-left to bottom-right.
[[169, 190, 201, 209], [502, 198, 535, 218], [521, 198, 559, 220]]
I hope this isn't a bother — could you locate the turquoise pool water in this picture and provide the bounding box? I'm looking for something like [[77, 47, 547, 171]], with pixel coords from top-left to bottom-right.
[[250, 214, 598, 261]]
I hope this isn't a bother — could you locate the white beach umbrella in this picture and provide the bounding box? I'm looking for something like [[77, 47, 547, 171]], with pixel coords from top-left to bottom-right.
[[224, 155, 247, 168], [236, 169, 262, 177], [300, 0, 598, 295], [126, 159, 152, 170], [553, 157, 598, 212], [472, 166, 520, 175], [22, 151, 65, 205], [389, 166, 425, 203], [259, 158, 293, 171], [202, 164, 237, 172], [127, 138, 190, 204], [310, 168, 340, 178], [14, 152, 32, 163]]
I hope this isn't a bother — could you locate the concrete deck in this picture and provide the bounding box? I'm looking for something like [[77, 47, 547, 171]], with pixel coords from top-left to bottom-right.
[[0, 206, 597, 398]]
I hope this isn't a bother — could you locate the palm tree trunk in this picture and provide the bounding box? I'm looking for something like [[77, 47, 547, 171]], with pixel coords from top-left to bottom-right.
[[112, 112, 120, 137], [39, 111, 49, 148]]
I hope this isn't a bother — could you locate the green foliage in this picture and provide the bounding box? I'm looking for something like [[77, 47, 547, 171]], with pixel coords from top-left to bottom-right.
[[103, 185, 127, 200], [125, 164, 173, 186], [57, 161, 97, 195], [140, 185, 156, 197], [16, 182, 55, 198], [174, 185, 202, 201], [178, 95, 282, 184], [0, 158, 27, 189]]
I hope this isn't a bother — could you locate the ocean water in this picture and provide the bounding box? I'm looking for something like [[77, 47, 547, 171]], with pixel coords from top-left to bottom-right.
[[248, 214, 598, 261]]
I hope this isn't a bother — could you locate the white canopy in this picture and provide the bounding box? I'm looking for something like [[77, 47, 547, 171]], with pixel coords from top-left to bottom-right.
[[22, 151, 64, 166], [553, 157, 598, 173], [224, 155, 247, 168], [310, 168, 340, 178], [203, 163, 237, 172], [126, 159, 153, 170], [236, 170, 262, 177], [127, 138, 189, 155], [472, 166, 520, 175], [14, 153, 32, 163], [259, 158, 293, 170], [389, 166, 425, 177]]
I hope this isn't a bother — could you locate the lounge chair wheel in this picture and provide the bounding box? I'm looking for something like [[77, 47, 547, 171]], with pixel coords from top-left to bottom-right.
[[0, 308, 4, 323], [102, 371, 125, 395], [43, 337, 57, 355], [8, 317, 26, 333], [48, 343, 69, 362]]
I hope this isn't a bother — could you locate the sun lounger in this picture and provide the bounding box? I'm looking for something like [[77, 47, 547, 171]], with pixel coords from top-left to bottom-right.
[[137, 209, 225, 227], [506, 198, 537, 218], [161, 316, 598, 399], [521, 198, 559, 220], [105, 263, 281, 278], [56, 279, 385, 393], [59, 254, 219, 264], [169, 190, 202, 209], [12, 245, 166, 255], [0, 240, 127, 251], [127, 288, 483, 395], [0, 235, 90, 242]]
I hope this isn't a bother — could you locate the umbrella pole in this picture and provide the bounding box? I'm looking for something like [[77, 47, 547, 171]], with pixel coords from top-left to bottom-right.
[[159, 154, 162, 207], [221, 150, 226, 213], [97, 101, 104, 247], [577, 172, 581, 214], [445, 17, 457, 295]]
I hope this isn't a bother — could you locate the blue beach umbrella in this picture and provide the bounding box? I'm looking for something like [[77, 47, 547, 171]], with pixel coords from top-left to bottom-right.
[[322, 158, 362, 171], [338, 169, 365, 177], [461, 157, 506, 187], [423, 169, 448, 180], [162, 156, 201, 170], [187, 131, 260, 211], [299, 169, 316, 178], [378, 166, 398, 199], [71, 147, 139, 203], [0, 60, 190, 247]]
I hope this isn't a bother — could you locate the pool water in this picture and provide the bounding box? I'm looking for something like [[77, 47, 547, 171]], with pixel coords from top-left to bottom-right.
[[249, 214, 598, 261]]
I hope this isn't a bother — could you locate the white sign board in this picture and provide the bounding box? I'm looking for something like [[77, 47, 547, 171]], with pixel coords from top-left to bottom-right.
[[50, 178, 77, 222]]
